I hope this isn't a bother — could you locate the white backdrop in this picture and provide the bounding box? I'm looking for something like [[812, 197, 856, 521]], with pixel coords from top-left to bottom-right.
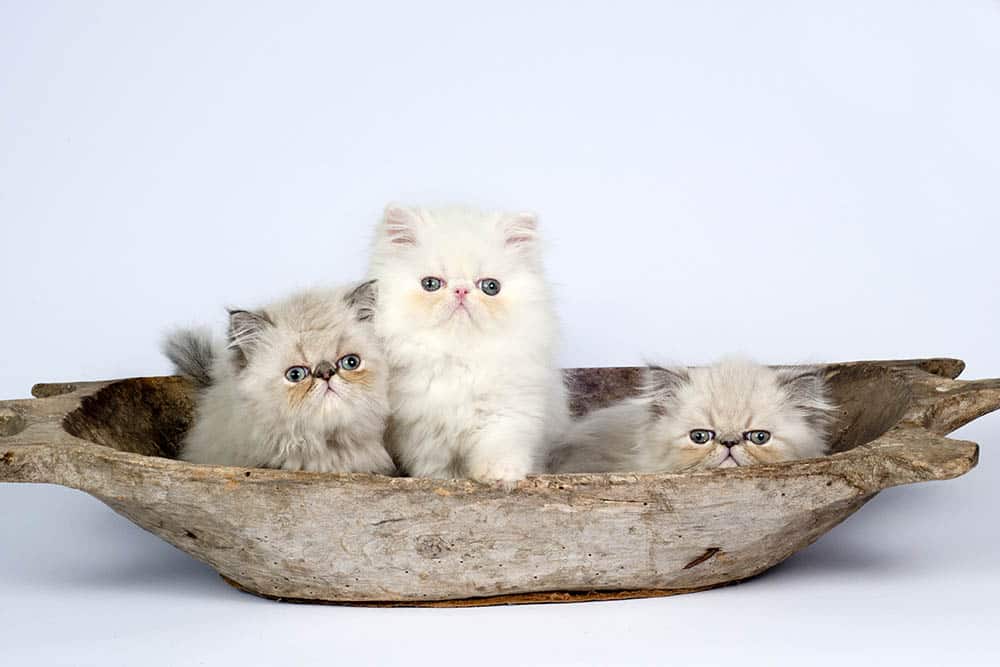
[[2, 2, 998, 665]]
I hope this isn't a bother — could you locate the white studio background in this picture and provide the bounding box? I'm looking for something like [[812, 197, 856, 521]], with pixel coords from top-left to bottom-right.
[[1, 1, 998, 665]]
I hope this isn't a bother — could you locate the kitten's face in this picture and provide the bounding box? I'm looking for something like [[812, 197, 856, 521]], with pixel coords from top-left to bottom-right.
[[228, 283, 387, 432], [369, 205, 546, 339], [638, 361, 834, 472]]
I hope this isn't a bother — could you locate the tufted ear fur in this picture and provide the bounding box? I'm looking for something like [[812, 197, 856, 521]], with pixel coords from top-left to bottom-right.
[[381, 204, 421, 247], [345, 279, 378, 322], [774, 366, 837, 431], [226, 308, 273, 369], [644, 365, 691, 417], [500, 211, 539, 249]]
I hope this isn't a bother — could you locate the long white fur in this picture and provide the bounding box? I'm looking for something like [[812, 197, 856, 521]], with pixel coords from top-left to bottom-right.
[[166, 285, 396, 474], [549, 358, 836, 473], [368, 204, 568, 483]]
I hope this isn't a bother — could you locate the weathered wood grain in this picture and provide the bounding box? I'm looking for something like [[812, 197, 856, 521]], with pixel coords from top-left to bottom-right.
[[1, 358, 996, 606]]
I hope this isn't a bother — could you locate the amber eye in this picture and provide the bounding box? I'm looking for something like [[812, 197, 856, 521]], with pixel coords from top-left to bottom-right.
[[337, 354, 362, 371], [478, 278, 501, 296], [689, 430, 714, 445], [746, 430, 771, 445], [284, 366, 310, 383], [421, 277, 443, 291]]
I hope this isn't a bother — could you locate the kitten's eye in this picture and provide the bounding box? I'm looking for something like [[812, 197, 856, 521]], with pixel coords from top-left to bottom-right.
[[421, 277, 443, 292], [284, 366, 310, 383], [337, 353, 362, 371], [477, 278, 501, 296], [746, 430, 771, 445], [689, 430, 714, 445]]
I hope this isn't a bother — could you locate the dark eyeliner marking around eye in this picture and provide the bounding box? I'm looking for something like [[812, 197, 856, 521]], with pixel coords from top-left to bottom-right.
[[478, 278, 501, 296], [745, 430, 772, 445], [689, 429, 715, 445], [284, 366, 310, 383], [337, 353, 362, 370]]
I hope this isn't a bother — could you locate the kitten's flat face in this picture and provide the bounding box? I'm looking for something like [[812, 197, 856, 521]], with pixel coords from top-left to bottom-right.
[[230, 287, 386, 432], [246, 327, 378, 414], [370, 206, 545, 339], [639, 361, 831, 472]]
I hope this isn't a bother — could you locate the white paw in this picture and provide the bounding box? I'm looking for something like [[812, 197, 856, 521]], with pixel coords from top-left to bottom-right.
[[469, 460, 528, 489]]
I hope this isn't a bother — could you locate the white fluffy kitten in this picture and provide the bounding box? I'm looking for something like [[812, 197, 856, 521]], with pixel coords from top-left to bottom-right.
[[367, 204, 568, 483], [163, 282, 395, 474], [549, 358, 836, 473]]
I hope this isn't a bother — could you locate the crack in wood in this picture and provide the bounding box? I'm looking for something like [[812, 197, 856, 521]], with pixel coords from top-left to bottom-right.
[[371, 517, 407, 527], [683, 547, 722, 570]]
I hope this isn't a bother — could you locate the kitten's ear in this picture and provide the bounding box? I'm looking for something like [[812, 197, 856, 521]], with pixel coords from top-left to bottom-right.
[[775, 367, 837, 429], [381, 204, 421, 247], [501, 212, 539, 249], [644, 365, 690, 416], [345, 279, 378, 322], [226, 308, 273, 367]]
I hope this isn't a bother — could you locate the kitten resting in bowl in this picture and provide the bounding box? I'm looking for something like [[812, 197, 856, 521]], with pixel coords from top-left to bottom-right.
[[548, 358, 836, 473], [163, 282, 396, 474]]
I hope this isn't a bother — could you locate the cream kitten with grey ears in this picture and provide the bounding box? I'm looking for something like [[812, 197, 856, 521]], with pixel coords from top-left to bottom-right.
[[368, 205, 568, 484], [549, 358, 836, 473], [164, 282, 395, 474]]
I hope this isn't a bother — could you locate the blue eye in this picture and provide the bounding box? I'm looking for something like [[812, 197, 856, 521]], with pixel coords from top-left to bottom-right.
[[284, 366, 310, 383], [421, 277, 442, 291], [478, 278, 501, 296], [689, 430, 714, 445], [337, 354, 361, 371], [746, 430, 771, 445]]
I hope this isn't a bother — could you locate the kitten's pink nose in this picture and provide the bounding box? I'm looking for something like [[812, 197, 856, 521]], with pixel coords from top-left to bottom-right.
[[454, 286, 469, 301]]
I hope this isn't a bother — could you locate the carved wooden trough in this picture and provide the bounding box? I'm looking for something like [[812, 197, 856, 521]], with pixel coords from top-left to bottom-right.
[[1, 358, 997, 606]]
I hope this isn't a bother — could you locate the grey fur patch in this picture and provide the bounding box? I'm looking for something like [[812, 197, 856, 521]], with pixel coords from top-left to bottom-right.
[[345, 279, 378, 322], [163, 329, 215, 388], [227, 309, 273, 369], [774, 366, 837, 432], [645, 365, 691, 417]]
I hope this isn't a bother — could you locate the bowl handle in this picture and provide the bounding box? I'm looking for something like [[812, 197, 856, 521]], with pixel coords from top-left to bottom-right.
[[915, 376, 1000, 435], [0, 382, 110, 486], [859, 426, 979, 491]]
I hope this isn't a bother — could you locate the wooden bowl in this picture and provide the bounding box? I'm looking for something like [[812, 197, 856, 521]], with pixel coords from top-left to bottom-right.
[[1, 358, 997, 607]]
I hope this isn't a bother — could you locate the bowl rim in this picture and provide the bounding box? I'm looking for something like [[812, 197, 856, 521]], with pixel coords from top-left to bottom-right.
[[1, 357, 994, 495]]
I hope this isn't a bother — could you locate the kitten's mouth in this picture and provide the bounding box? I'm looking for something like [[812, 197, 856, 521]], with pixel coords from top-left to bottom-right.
[[448, 303, 473, 320], [718, 455, 739, 468]]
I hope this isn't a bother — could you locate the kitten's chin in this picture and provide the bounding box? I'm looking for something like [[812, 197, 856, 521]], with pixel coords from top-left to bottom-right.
[[446, 303, 474, 320], [310, 384, 339, 401], [441, 305, 489, 331], [729, 447, 757, 467]]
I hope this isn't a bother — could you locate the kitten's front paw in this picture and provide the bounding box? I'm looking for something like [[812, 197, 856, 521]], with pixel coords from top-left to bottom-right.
[[469, 461, 528, 490]]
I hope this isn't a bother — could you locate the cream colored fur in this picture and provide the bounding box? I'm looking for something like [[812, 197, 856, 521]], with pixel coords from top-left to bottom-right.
[[550, 358, 835, 473], [166, 284, 395, 474], [368, 205, 568, 484]]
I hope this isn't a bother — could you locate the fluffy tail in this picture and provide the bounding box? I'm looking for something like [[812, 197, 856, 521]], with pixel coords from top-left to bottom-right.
[[163, 328, 215, 388]]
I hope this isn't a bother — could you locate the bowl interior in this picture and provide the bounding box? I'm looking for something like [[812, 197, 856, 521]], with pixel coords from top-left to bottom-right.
[[61, 365, 912, 461]]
